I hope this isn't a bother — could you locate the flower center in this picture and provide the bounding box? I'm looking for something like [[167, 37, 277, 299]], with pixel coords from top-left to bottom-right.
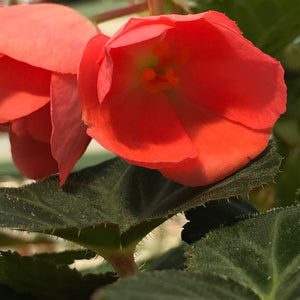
[[141, 41, 180, 94], [142, 67, 179, 94]]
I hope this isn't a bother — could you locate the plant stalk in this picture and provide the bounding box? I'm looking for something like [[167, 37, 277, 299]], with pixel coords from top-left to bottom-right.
[[147, 0, 165, 15], [105, 252, 139, 278], [90, 1, 148, 24]]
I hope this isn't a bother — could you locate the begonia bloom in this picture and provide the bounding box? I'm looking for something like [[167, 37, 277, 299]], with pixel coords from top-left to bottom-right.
[[0, 4, 98, 184], [78, 11, 287, 186]]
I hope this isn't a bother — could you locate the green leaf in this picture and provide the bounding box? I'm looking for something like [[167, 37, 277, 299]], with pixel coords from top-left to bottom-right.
[[0, 251, 116, 300], [95, 206, 300, 300], [172, 141, 282, 214], [0, 283, 35, 300], [272, 75, 300, 207], [93, 270, 259, 300], [186, 206, 300, 300], [182, 196, 258, 244], [148, 245, 186, 271], [30, 249, 96, 266], [193, 0, 300, 56], [0, 142, 281, 256], [80, 261, 114, 276], [273, 150, 300, 207]]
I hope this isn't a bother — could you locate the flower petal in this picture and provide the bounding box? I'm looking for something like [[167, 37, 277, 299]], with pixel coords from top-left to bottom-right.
[[26, 103, 52, 144], [50, 73, 91, 185], [0, 123, 9, 131], [9, 118, 58, 180], [169, 15, 286, 129], [79, 35, 197, 167], [93, 89, 198, 167], [98, 35, 163, 103], [197, 10, 242, 35], [107, 11, 242, 50], [0, 4, 98, 73], [107, 17, 173, 49], [159, 93, 270, 186], [0, 55, 50, 123], [78, 34, 110, 124]]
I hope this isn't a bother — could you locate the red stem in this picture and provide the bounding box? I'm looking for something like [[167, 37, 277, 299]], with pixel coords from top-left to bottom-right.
[[90, 1, 148, 24], [147, 0, 165, 15], [105, 252, 139, 278]]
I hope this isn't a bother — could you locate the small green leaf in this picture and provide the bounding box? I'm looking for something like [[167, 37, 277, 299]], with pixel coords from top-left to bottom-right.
[[0, 142, 281, 257], [30, 249, 96, 266], [186, 206, 300, 300], [148, 245, 186, 271], [93, 270, 259, 300], [0, 251, 116, 300]]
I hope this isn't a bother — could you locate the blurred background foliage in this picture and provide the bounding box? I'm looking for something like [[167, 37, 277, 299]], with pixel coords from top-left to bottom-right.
[[1, 0, 300, 212]]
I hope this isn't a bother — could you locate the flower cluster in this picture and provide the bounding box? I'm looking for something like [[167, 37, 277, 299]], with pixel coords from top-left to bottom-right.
[[0, 4, 97, 184], [0, 4, 286, 186]]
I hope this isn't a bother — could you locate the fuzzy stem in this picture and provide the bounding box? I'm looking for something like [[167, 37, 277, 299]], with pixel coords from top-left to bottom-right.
[[147, 0, 165, 15], [105, 252, 139, 278], [90, 1, 148, 24]]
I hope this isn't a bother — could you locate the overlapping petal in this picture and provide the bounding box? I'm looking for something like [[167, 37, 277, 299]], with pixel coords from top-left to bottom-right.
[[91, 89, 197, 167], [50, 73, 91, 185], [79, 34, 198, 167], [0, 4, 98, 73], [160, 91, 270, 186], [166, 15, 286, 129], [78, 34, 111, 134], [26, 103, 52, 144], [196, 10, 242, 35], [0, 123, 9, 131], [0, 55, 50, 123], [9, 111, 58, 180], [107, 17, 173, 49]]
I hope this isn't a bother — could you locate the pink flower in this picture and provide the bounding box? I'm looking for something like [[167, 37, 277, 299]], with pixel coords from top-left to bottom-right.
[[0, 4, 98, 184], [78, 11, 287, 186]]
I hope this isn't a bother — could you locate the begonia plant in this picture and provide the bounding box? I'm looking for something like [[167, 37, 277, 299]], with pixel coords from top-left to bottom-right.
[[0, 1, 299, 299]]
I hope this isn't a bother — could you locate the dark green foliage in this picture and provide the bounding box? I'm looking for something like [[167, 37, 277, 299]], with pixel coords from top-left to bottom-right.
[[193, 0, 300, 56], [95, 206, 300, 300], [148, 245, 186, 271], [187, 206, 300, 300], [94, 271, 259, 300], [182, 196, 258, 244], [0, 283, 36, 300], [0, 142, 281, 254], [0, 251, 116, 300]]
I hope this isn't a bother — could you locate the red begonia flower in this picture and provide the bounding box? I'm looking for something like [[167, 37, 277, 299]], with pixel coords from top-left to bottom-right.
[[0, 4, 99, 184], [78, 11, 287, 187]]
